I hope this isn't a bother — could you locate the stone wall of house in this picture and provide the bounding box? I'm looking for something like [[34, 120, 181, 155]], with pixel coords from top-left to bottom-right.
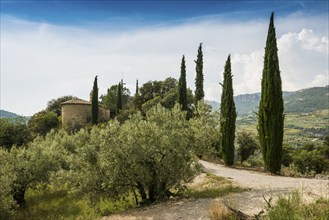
[[62, 104, 91, 129], [61, 101, 111, 130], [99, 108, 111, 122]]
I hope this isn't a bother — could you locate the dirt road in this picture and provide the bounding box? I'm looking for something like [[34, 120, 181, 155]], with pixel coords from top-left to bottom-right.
[[102, 160, 329, 219], [200, 160, 329, 215]]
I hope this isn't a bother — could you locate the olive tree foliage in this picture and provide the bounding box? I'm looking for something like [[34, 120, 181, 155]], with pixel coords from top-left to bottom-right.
[[0, 118, 31, 150], [28, 110, 60, 138], [140, 78, 194, 116], [46, 95, 76, 116], [0, 103, 218, 215], [0, 130, 71, 210], [0, 149, 17, 219], [100, 84, 131, 117], [189, 101, 220, 158], [65, 104, 199, 205]]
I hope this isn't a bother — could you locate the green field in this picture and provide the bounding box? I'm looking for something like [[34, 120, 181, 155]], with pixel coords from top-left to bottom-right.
[[236, 109, 329, 147]]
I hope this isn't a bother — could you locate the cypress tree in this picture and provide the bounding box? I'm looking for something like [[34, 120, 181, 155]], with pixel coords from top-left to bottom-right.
[[135, 79, 139, 96], [116, 81, 122, 114], [194, 43, 204, 105], [219, 55, 236, 166], [91, 75, 98, 125], [133, 79, 141, 110], [258, 12, 284, 174], [178, 55, 188, 111]]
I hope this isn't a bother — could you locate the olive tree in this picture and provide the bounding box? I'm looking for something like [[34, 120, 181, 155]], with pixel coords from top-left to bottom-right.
[[67, 104, 198, 205]]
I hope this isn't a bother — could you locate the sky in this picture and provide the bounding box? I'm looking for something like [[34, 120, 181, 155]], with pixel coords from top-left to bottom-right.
[[0, 0, 328, 116]]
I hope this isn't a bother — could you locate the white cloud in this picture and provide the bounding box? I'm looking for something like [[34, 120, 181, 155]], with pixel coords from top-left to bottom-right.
[[232, 50, 263, 95], [0, 14, 328, 115], [231, 28, 328, 94]]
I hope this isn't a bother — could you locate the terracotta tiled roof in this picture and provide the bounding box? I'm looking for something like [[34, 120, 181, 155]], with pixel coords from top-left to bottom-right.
[[61, 98, 91, 106]]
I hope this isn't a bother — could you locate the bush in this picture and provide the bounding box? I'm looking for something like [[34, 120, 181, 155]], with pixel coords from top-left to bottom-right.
[[1, 130, 70, 207], [189, 101, 220, 158], [292, 142, 329, 174], [237, 131, 259, 163], [0, 118, 31, 150], [281, 144, 295, 167], [0, 148, 17, 219], [46, 96, 76, 116], [28, 110, 60, 137], [66, 104, 198, 205], [264, 191, 329, 220]]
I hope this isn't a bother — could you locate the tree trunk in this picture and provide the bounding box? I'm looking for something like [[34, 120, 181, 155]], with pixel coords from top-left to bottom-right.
[[13, 185, 26, 206]]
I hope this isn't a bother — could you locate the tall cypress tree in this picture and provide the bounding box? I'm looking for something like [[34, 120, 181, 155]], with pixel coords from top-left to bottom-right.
[[178, 55, 188, 111], [133, 79, 141, 110], [219, 55, 236, 166], [135, 79, 139, 96], [194, 43, 204, 105], [258, 12, 284, 174], [116, 81, 122, 114], [91, 75, 98, 125]]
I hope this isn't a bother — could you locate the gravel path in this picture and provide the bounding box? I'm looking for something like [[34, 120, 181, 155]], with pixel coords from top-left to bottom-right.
[[200, 160, 329, 215], [102, 160, 329, 219]]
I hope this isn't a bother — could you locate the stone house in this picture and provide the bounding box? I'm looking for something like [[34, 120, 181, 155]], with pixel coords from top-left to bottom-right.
[[61, 98, 110, 129]]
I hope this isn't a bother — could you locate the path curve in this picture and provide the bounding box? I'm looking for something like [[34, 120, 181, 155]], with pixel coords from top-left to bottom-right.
[[102, 161, 329, 219], [200, 160, 329, 215]]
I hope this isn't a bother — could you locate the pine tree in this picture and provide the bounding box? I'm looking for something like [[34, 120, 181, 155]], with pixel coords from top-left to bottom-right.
[[219, 55, 236, 166], [194, 43, 204, 105], [116, 81, 122, 114], [178, 55, 188, 111], [91, 75, 98, 125], [258, 12, 284, 174]]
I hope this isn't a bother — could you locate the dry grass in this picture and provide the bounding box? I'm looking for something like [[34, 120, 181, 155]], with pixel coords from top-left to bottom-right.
[[208, 201, 238, 220], [187, 173, 232, 191], [184, 172, 243, 199]]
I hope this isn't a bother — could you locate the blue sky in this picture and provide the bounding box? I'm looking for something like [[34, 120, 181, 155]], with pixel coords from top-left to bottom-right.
[[2, 1, 328, 27], [0, 1, 328, 115]]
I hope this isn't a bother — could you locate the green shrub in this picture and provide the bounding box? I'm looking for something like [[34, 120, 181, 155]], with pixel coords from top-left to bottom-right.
[[189, 101, 220, 158], [237, 131, 259, 163], [66, 104, 198, 205], [0, 148, 17, 219], [264, 191, 329, 220], [292, 143, 329, 174], [28, 110, 60, 137], [0, 118, 31, 150], [281, 144, 295, 167], [1, 130, 70, 207]]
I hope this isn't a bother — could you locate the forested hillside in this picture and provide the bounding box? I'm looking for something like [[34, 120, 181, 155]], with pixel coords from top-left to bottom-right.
[[209, 86, 328, 115], [0, 110, 20, 118]]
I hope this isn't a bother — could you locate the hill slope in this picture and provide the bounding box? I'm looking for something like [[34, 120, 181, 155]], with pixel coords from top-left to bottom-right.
[[284, 86, 329, 113], [208, 86, 328, 115], [0, 110, 20, 118]]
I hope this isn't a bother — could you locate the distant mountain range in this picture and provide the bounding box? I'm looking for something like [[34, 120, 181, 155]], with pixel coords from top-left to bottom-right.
[[1, 86, 328, 118], [208, 85, 329, 115], [0, 110, 21, 118]]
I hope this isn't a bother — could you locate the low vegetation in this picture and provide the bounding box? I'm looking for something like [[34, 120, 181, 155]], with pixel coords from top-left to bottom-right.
[[0, 103, 221, 219], [263, 191, 329, 220], [184, 173, 243, 199], [208, 200, 239, 220]]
